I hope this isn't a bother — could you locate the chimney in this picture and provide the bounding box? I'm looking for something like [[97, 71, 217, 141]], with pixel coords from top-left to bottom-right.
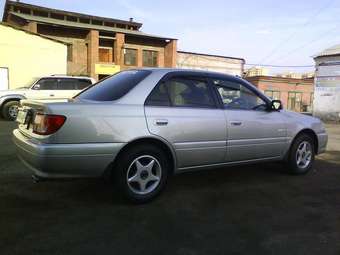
[[129, 18, 133, 22]]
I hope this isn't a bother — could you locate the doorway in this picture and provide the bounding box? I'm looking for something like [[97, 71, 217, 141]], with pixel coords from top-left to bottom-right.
[[0, 67, 9, 90]]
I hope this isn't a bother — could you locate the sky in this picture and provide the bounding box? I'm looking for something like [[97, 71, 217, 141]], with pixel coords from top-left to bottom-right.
[[1, 0, 340, 73]]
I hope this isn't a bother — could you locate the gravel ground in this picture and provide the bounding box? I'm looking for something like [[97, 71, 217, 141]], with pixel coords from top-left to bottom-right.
[[0, 120, 339, 255]]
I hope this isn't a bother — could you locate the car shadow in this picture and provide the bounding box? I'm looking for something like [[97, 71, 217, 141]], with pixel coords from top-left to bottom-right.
[[21, 153, 339, 206]]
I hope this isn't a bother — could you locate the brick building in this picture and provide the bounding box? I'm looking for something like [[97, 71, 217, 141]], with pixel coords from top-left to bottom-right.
[[2, 0, 177, 81], [177, 51, 245, 76], [246, 76, 314, 112]]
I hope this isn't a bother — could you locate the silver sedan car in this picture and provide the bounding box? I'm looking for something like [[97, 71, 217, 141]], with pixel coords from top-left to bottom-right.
[[13, 69, 328, 203]]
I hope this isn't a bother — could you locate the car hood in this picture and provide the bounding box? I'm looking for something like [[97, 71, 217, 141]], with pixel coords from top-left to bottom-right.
[[0, 88, 28, 97], [281, 109, 326, 133]]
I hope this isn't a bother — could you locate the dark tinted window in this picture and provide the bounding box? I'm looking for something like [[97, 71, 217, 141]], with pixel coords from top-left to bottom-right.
[[55, 78, 92, 90], [35, 78, 58, 90], [77, 70, 151, 101], [58, 79, 76, 90], [145, 82, 170, 106], [167, 77, 215, 108], [75, 79, 92, 90]]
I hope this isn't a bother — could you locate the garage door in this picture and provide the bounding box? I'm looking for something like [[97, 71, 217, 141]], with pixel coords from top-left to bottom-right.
[[0, 68, 9, 90]]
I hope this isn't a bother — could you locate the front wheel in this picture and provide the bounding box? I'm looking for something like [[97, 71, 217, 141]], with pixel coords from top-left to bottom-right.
[[287, 134, 315, 175], [113, 144, 169, 203], [2, 101, 19, 121]]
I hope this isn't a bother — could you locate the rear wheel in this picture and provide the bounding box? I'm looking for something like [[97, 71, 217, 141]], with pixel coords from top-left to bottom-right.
[[2, 101, 19, 121], [287, 134, 315, 175], [113, 144, 169, 203]]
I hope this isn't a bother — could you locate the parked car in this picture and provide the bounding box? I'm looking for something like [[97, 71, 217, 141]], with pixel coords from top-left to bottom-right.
[[13, 69, 328, 203], [0, 75, 96, 120]]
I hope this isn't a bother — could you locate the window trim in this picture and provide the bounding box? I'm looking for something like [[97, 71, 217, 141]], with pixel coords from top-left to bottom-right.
[[145, 72, 219, 109], [124, 48, 138, 66], [142, 50, 158, 67]]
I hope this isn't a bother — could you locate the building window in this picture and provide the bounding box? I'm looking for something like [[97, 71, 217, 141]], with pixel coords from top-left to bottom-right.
[[99, 48, 112, 63], [264, 90, 280, 100], [288, 92, 302, 112], [124, 48, 137, 66], [143, 50, 158, 67]]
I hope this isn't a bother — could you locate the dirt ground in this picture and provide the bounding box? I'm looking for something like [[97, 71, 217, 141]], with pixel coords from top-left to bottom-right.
[[0, 120, 339, 255]]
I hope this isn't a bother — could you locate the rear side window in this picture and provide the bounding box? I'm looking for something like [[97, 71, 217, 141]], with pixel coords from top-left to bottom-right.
[[77, 70, 151, 101], [146, 76, 216, 108], [58, 78, 92, 90]]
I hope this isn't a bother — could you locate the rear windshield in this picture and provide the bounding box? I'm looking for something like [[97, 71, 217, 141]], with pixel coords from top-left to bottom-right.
[[76, 70, 151, 101]]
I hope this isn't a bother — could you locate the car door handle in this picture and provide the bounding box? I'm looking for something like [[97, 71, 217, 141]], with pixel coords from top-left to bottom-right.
[[155, 119, 168, 126], [230, 121, 242, 126], [50, 94, 55, 97]]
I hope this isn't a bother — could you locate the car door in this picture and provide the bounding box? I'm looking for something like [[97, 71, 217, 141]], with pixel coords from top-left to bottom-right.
[[145, 74, 227, 169], [25, 78, 58, 99], [210, 76, 287, 162]]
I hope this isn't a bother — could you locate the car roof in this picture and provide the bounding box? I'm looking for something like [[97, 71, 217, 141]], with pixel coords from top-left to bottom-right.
[[39, 75, 94, 80], [132, 67, 240, 79]]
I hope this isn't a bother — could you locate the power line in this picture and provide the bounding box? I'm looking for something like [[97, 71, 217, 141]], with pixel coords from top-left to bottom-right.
[[258, 0, 335, 65], [269, 24, 340, 64], [245, 63, 313, 68]]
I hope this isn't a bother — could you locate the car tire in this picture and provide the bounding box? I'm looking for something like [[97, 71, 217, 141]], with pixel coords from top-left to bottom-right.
[[113, 144, 169, 203], [2, 101, 20, 121], [287, 134, 315, 175]]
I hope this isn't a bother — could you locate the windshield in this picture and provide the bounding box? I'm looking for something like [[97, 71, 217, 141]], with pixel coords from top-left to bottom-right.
[[76, 70, 151, 101]]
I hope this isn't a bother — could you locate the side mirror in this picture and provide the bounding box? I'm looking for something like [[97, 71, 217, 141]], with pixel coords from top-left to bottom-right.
[[270, 100, 283, 111], [32, 84, 40, 90]]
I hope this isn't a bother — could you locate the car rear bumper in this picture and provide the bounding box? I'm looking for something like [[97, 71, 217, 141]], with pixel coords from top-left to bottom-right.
[[13, 129, 125, 179], [317, 132, 328, 154]]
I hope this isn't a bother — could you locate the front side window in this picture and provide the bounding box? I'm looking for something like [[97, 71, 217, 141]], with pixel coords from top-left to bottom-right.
[[146, 77, 215, 108], [213, 79, 267, 110], [124, 48, 137, 66], [76, 70, 151, 101], [143, 50, 158, 67], [34, 78, 58, 90]]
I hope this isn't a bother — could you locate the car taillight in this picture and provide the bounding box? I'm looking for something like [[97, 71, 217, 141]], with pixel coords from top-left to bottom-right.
[[33, 114, 66, 135]]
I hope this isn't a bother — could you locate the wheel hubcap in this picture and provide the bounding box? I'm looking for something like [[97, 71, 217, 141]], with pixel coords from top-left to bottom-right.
[[126, 155, 162, 195], [296, 141, 312, 169], [8, 105, 19, 118]]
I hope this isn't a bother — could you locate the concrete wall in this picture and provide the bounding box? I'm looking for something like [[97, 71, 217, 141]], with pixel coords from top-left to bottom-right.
[[313, 55, 340, 122], [0, 24, 67, 89], [37, 24, 89, 76], [177, 52, 244, 76]]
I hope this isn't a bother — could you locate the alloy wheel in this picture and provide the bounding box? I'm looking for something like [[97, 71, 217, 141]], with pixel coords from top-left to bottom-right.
[[296, 141, 312, 169], [8, 105, 19, 119], [126, 155, 162, 195]]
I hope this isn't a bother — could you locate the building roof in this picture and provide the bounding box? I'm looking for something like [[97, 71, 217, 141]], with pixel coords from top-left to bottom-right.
[[245, 75, 314, 84], [0, 21, 69, 45], [3, 0, 142, 29], [9, 12, 176, 41], [314, 44, 340, 58], [178, 50, 245, 62]]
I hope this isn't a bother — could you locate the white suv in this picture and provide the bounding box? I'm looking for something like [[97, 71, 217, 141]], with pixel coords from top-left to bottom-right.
[[0, 75, 96, 120]]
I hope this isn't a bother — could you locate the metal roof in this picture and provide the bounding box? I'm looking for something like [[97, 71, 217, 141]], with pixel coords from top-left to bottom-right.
[[0, 21, 69, 45], [4, 0, 142, 28], [178, 50, 245, 62], [314, 44, 340, 58], [10, 12, 176, 41]]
